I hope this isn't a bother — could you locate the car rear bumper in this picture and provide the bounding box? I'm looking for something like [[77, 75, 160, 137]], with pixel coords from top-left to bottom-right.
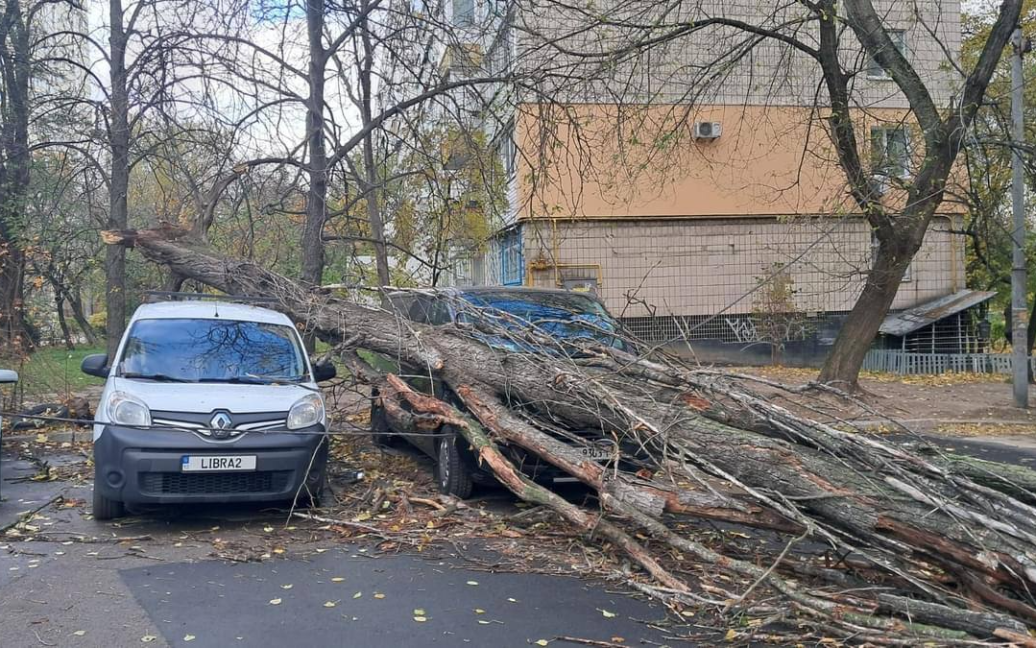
[[93, 424, 327, 505]]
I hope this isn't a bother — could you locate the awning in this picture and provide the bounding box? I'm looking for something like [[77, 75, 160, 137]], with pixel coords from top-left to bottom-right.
[[879, 289, 997, 337]]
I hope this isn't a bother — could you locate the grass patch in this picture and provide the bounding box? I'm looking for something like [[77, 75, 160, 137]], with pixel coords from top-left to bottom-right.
[[14, 345, 106, 399]]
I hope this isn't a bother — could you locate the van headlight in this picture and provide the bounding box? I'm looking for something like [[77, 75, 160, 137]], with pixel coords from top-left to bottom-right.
[[287, 393, 324, 430], [107, 391, 152, 427]]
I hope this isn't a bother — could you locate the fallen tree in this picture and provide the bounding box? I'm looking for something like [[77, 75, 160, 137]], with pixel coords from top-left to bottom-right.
[[105, 227, 1036, 643]]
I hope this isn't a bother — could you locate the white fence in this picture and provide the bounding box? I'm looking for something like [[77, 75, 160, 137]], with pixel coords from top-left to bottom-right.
[[862, 349, 1036, 376]]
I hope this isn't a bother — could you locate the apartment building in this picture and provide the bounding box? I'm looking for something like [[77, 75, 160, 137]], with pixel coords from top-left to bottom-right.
[[429, 1, 976, 362]]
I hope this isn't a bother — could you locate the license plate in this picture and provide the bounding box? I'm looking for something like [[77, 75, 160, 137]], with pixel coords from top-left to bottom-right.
[[579, 446, 612, 462], [181, 455, 257, 472]]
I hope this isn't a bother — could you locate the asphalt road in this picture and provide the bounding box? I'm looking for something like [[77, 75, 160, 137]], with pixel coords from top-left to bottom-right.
[[0, 459, 684, 648], [4, 430, 1036, 647]]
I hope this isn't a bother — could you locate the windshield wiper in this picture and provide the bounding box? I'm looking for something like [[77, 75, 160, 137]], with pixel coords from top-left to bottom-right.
[[197, 376, 272, 385], [121, 372, 196, 383]]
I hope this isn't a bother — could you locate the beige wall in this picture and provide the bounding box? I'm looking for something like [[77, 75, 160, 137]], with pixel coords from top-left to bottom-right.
[[513, 104, 965, 223], [521, 215, 963, 319]]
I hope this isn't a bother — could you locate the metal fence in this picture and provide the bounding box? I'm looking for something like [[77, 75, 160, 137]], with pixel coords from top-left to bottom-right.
[[862, 349, 1036, 376]]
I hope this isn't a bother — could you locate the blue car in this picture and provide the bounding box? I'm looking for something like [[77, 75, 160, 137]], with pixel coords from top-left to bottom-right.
[[367, 287, 631, 497]]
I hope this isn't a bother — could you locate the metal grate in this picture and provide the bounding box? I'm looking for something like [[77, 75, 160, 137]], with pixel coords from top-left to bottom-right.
[[139, 471, 291, 496]]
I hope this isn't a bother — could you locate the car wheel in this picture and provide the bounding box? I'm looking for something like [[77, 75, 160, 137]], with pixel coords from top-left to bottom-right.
[[370, 398, 395, 447], [92, 468, 125, 521], [436, 427, 474, 499]]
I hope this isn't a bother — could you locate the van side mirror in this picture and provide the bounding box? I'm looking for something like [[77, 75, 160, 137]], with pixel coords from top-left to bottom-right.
[[81, 354, 109, 378], [0, 369, 17, 384], [312, 360, 337, 383]]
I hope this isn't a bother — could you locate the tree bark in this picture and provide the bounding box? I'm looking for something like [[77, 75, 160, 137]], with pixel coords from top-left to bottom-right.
[[300, 0, 328, 289], [106, 0, 130, 360], [358, 3, 391, 289], [0, 0, 32, 355]]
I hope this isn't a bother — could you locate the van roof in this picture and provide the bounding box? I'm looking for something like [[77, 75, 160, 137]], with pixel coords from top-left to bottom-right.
[[130, 300, 294, 326]]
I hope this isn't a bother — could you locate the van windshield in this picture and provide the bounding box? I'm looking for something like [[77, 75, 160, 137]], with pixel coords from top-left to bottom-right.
[[118, 318, 306, 384]]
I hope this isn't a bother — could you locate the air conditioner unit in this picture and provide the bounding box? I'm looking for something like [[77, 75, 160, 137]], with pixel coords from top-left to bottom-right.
[[693, 121, 722, 140]]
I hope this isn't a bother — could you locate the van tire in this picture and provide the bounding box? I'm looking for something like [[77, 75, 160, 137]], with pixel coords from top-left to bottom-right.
[[436, 428, 474, 499], [92, 484, 125, 521]]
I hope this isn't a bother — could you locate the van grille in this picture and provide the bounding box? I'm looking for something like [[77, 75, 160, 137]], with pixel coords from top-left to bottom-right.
[[139, 471, 291, 495]]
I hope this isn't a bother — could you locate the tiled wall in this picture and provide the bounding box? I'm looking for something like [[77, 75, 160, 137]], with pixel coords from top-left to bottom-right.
[[519, 215, 961, 318], [517, 0, 960, 110]]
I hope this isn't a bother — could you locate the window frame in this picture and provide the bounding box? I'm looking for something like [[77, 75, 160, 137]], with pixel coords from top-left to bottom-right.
[[870, 125, 911, 180]]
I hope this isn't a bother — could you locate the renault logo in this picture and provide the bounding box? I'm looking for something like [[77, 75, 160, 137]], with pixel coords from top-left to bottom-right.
[[210, 412, 233, 439]]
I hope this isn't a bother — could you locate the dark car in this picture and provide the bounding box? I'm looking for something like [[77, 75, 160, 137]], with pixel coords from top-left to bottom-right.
[[366, 287, 631, 497]]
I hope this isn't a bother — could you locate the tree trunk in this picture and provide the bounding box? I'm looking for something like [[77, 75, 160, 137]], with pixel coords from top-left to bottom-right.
[[0, 0, 33, 355], [358, 3, 391, 289], [818, 233, 916, 386], [54, 293, 73, 350], [106, 0, 130, 360], [300, 0, 327, 289], [66, 289, 98, 346]]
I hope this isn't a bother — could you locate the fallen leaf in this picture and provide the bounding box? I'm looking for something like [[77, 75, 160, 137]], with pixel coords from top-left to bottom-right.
[[281, 584, 293, 590], [272, 548, 286, 554], [184, 635, 196, 642], [466, 580, 479, 586], [269, 598, 282, 605], [315, 548, 327, 553], [477, 620, 490, 625], [141, 636, 157, 643], [413, 616, 427, 622], [374, 593, 386, 599], [331, 577, 344, 583], [414, 608, 426, 616], [610, 638, 625, 644], [725, 629, 737, 641], [535, 641, 550, 646], [507, 598, 517, 603], [323, 601, 336, 608], [72, 630, 85, 636], [474, 608, 485, 614], [263, 526, 273, 533], [601, 609, 616, 618], [353, 592, 362, 599]]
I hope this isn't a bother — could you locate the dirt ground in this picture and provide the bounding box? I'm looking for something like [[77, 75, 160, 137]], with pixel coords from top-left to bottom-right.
[[736, 366, 1036, 435]]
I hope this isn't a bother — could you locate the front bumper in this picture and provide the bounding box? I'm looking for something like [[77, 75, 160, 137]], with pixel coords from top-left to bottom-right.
[[93, 425, 328, 505]]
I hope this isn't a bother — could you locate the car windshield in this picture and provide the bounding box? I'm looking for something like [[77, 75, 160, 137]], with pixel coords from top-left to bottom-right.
[[117, 318, 306, 384], [457, 290, 627, 350]]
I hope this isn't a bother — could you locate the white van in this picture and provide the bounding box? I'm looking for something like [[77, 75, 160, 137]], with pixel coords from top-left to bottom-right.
[[82, 296, 336, 519]]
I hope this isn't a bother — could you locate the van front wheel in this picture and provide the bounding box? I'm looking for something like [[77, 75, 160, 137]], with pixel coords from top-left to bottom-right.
[[92, 482, 125, 521]]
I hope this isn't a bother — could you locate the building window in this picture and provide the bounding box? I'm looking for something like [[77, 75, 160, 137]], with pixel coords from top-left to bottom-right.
[[871, 126, 910, 179], [453, 0, 475, 25], [499, 227, 523, 285], [867, 29, 906, 79]]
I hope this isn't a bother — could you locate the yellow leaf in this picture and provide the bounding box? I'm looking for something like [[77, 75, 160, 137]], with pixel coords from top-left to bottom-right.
[[323, 601, 336, 608], [725, 629, 737, 641], [331, 577, 344, 583], [73, 630, 86, 636], [535, 641, 550, 646], [413, 616, 427, 622], [353, 592, 362, 599], [354, 512, 372, 522], [466, 580, 479, 586], [281, 584, 293, 590], [184, 635, 196, 642], [601, 609, 616, 618], [474, 608, 485, 614], [272, 548, 285, 554], [141, 636, 157, 643], [477, 620, 490, 625], [35, 434, 47, 443], [269, 598, 282, 605], [413, 609, 426, 616], [374, 593, 386, 599]]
